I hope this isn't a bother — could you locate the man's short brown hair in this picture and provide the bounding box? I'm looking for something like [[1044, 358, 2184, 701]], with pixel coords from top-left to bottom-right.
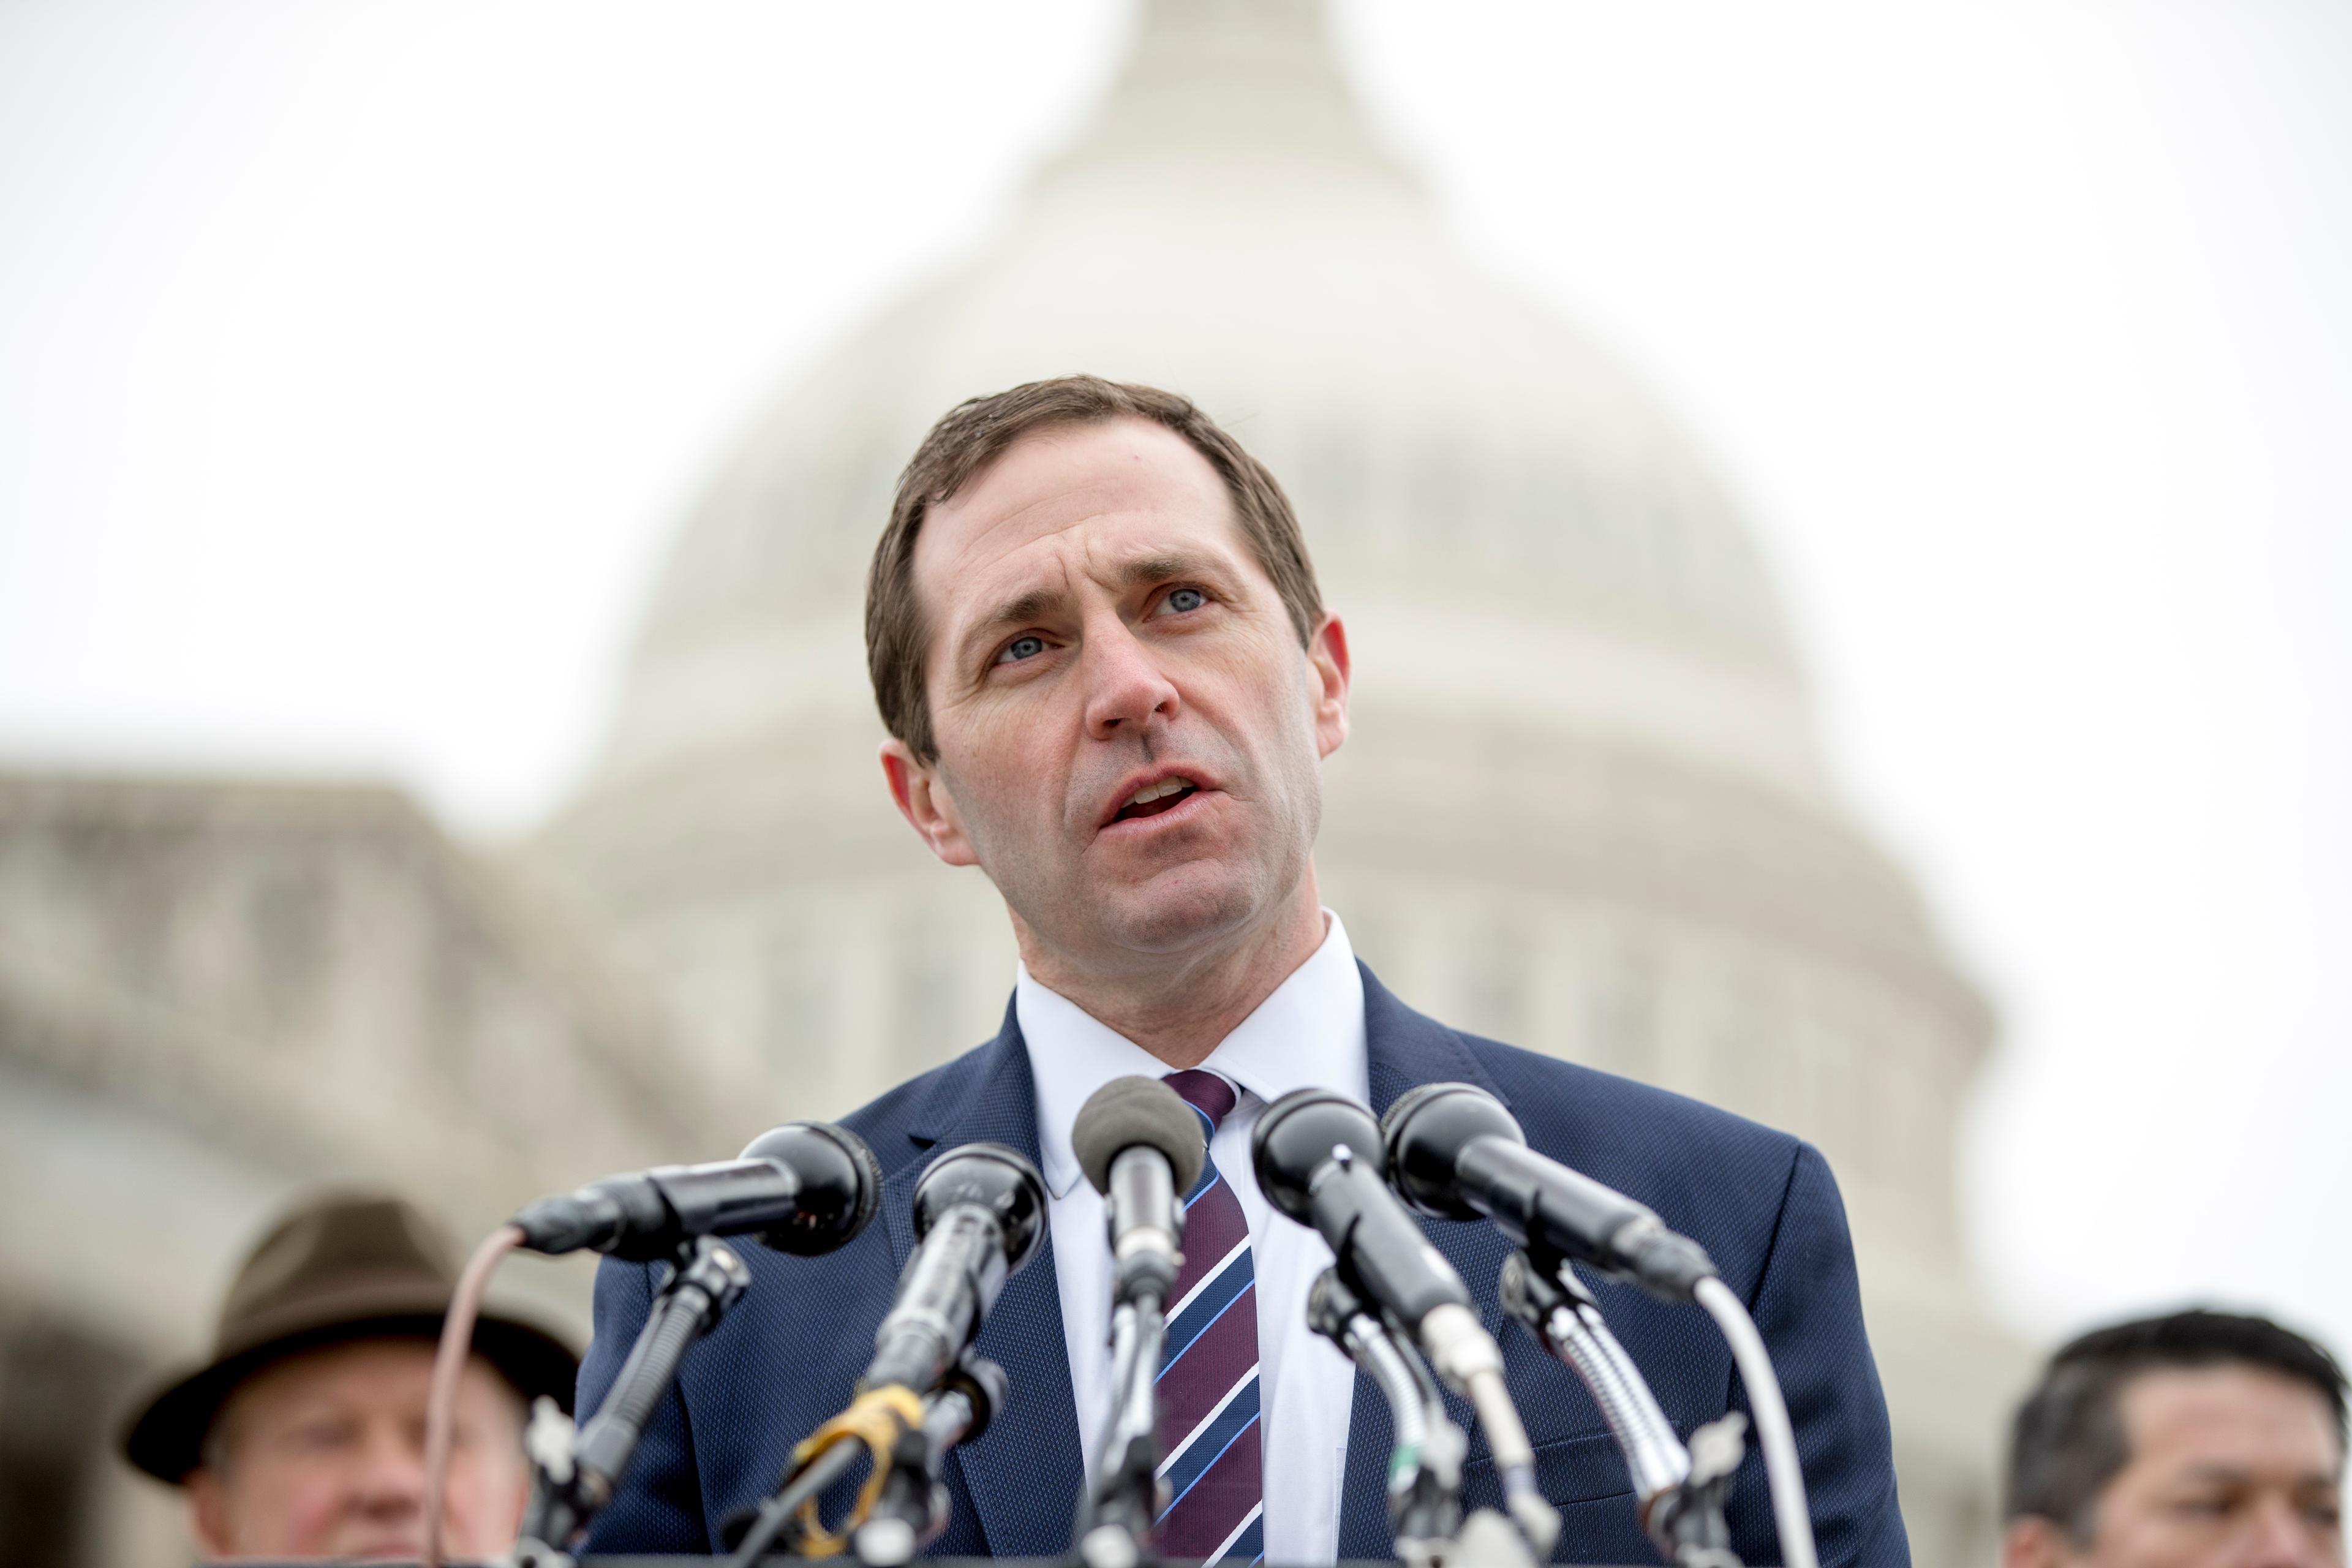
[[865, 375, 1325, 761], [2005, 1308, 2348, 1541]]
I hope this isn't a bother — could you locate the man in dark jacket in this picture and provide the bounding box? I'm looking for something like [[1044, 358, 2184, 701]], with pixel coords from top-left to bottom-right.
[[582, 376, 1908, 1564]]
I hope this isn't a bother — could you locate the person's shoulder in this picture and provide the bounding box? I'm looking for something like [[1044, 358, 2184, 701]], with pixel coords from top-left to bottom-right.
[[1460, 1028, 1797, 1153], [831, 1029, 1011, 1178], [1453, 1028, 1811, 1236]]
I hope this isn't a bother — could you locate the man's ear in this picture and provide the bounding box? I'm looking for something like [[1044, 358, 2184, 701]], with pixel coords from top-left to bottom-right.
[[1307, 612, 1351, 760], [2002, 1515, 2079, 1568], [879, 739, 979, 867], [186, 1468, 234, 1557]]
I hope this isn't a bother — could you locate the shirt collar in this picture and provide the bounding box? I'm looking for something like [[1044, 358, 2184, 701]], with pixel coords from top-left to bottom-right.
[[1020, 911, 1369, 1200]]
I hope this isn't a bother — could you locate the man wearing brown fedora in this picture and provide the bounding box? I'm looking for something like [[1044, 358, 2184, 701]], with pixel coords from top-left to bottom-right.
[[121, 1191, 577, 1562]]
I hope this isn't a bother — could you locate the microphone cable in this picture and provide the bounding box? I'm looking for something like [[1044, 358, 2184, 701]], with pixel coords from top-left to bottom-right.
[[423, 1223, 523, 1568], [1693, 1275, 1819, 1568]]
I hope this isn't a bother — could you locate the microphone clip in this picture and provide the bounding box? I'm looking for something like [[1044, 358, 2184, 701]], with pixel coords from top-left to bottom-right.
[[720, 1354, 1006, 1568], [849, 1355, 1006, 1566], [1645, 1412, 1747, 1568]]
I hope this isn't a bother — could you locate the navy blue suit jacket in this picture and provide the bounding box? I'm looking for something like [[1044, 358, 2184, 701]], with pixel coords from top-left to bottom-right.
[[578, 965, 1909, 1564]]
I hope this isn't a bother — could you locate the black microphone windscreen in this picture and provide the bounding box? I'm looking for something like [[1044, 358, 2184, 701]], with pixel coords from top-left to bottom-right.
[[739, 1120, 885, 1249], [1073, 1076, 1207, 1197]]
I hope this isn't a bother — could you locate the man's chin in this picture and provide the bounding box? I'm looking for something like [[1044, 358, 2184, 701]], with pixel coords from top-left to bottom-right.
[[1089, 870, 1269, 957]]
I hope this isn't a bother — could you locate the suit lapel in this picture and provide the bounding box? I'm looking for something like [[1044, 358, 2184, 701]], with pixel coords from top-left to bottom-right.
[[885, 1007, 1084, 1556], [1338, 963, 1517, 1556]]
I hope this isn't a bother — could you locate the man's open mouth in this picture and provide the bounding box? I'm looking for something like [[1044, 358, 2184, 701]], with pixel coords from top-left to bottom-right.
[[1111, 778, 1199, 823]]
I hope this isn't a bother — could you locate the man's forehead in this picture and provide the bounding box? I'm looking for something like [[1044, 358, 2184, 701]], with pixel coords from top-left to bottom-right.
[[913, 418, 1246, 619], [2122, 1363, 2342, 1461], [234, 1339, 440, 1406]]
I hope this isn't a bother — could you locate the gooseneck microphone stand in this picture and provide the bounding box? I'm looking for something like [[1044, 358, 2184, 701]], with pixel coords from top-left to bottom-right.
[[517, 1235, 754, 1564], [1499, 1250, 1745, 1568], [1306, 1267, 1464, 1563]]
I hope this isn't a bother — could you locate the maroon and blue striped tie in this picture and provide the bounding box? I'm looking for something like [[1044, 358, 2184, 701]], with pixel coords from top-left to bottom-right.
[[1155, 1069, 1264, 1562]]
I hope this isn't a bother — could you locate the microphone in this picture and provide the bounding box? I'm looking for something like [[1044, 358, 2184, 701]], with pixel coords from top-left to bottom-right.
[[1397, 1087, 1822, 1567], [1252, 1088, 1476, 1333], [1381, 1082, 1716, 1299], [1070, 1078, 1206, 1562], [1253, 1088, 1560, 1555], [511, 1121, 883, 1262], [864, 1142, 1047, 1395], [1072, 1076, 1205, 1309]]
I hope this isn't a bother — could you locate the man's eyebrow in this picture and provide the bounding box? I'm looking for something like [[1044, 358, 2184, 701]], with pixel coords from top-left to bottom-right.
[[1114, 550, 1227, 589], [956, 586, 1063, 665], [2172, 1465, 2256, 1486]]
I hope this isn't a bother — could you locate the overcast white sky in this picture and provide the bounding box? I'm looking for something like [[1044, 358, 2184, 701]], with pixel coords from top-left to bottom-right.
[[2, 1, 2347, 1363]]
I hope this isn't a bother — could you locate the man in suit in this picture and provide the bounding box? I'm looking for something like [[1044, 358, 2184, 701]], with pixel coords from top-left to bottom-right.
[[581, 375, 1909, 1564]]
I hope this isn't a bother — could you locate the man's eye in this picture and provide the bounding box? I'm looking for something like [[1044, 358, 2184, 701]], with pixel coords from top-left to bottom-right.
[[1164, 587, 1207, 613], [995, 635, 1047, 665], [287, 1421, 353, 1453]]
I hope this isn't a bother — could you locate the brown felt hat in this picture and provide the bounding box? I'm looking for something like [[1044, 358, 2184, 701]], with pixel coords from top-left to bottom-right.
[[120, 1190, 578, 1484]]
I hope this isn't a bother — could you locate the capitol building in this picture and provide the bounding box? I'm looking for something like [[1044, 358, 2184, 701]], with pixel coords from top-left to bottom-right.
[[0, 3, 2026, 1564]]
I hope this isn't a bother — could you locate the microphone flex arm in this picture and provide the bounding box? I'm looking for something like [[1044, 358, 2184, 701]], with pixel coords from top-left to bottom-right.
[[1306, 1267, 1463, 1559], [1500, 1252, 1691, 1510], [1502, 1250, 1755, 1567]]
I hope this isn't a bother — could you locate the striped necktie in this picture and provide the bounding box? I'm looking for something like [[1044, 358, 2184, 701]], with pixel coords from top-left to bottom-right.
[[1155, 1068, 1264, 1562]]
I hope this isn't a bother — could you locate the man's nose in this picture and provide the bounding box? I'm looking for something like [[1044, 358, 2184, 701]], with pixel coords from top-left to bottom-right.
[[2237, 1494, 2332, 1567], [1081, 619, 1180, 739], [352, 1425, 429, 1513]]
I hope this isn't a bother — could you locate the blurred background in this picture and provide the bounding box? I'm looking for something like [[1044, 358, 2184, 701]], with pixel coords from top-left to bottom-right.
[[2, 2, 2346, 1564]]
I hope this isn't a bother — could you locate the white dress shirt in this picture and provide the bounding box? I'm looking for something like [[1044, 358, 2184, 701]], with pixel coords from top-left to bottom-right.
[[1019, 912, 1369, 1566]]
